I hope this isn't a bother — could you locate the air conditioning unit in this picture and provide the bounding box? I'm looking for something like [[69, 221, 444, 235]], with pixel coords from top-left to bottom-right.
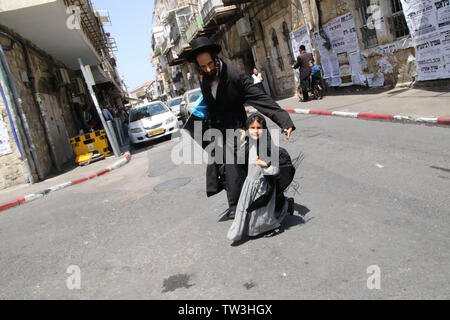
[[71, 77, 86, 95], [55, 68, 71, 85]]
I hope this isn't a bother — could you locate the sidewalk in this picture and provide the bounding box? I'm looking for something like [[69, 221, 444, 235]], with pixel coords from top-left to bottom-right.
[[275, 86, 450, 120], [0, 144, 131, 210]]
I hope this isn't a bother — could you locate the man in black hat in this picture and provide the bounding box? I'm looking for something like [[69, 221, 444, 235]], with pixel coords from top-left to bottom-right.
[[185, 36, 296, 220]]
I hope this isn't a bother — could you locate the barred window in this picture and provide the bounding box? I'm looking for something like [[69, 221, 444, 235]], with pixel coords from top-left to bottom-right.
[[356, 0, 379, 48], [389, 0, 410, 38]]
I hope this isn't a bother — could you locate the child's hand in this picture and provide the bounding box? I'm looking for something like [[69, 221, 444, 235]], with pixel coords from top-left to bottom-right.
[[253, 156, 268, 168], [240, 129, 246, 141]]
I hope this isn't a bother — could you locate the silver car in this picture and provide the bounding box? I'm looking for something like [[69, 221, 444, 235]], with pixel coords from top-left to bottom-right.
[[180, 88, 202, 123], [168, 96, 183, 119]]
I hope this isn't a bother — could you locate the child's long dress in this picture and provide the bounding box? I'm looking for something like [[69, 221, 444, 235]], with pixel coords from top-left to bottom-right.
[[227, 142, 289, 242]]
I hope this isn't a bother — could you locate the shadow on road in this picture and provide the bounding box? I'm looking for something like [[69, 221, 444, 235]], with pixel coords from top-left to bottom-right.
[[130, 134, 176, 156]]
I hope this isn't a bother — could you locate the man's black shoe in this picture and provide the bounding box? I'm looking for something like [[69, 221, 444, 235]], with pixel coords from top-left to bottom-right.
[[288, 198, 295, 216], [226, 209, 236, 220]]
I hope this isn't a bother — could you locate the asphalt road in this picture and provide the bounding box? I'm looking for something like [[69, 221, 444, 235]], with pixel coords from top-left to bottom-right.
[[0, 115, 449, 299]]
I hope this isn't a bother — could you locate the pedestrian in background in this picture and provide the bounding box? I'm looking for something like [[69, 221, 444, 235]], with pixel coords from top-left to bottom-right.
[[102, 107, 114, 123], [292, 45, 314, 102], [81, 103, 102, 131], [252, 67, 266, 95]]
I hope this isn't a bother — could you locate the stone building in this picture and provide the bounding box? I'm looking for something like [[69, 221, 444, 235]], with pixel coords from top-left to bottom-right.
[[296, 0, 417, 88], [151, 0, 448, 99], [0, 0, 128, 189]]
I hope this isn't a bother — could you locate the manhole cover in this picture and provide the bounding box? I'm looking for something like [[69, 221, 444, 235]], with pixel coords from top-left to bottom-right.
[[153, 178, 191, 192]]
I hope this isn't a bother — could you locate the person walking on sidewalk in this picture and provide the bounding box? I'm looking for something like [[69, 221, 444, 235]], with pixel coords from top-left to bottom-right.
[[252, 67, 266, 95], [292, 45, 314, 102], [185, 36, 296, 221]]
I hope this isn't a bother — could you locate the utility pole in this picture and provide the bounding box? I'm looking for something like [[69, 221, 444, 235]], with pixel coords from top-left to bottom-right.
[[78, 58, 121, 158]]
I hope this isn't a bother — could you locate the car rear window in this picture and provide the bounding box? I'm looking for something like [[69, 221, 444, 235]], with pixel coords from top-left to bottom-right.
[[169, 98, 182, 107], [129, 103, 168, 122], [188, 91, 202, 103]]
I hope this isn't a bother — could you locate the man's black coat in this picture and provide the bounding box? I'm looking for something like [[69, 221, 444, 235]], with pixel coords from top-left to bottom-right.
[[199, 60, 296, 203], [201, 61, 295, 131]]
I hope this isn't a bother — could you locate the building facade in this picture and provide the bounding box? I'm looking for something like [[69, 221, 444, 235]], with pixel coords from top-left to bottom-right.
[[151, 0, 448, 100], [0, 0, 129, 189]]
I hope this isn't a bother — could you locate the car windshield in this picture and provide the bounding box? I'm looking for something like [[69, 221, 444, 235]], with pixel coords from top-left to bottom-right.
[[188, 91, 202, 103], [129, 103, 168, 122], [169, 98, 182, 107]]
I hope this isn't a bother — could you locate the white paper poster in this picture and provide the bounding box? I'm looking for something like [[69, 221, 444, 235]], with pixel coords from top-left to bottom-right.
[[290, 26, 313, 59], [313, 30, 332, 79], [441, 28, 450, 76], [0, 114, 12, 156], [436, 0, 450, 27], [401, 0, 450, 80], [348, 51, 364, 85], [313, 13, 361, 86], [341, 12, 359, 52], [328, 54, 341, 78], [402, 0, 438, 36]]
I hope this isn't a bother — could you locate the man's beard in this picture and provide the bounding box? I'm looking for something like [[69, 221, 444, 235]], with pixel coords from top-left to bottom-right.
[[204, 68, 218, 79]]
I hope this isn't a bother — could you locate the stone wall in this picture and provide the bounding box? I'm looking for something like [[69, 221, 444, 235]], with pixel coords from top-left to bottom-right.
[[315, 0, 415, 87], [246, 0, 296, 98], [0, 25, 79, 189], [0, 90, 29, 188]]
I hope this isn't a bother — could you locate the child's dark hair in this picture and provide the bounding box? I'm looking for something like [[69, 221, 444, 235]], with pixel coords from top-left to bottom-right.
[[246, 113, 267, 129]]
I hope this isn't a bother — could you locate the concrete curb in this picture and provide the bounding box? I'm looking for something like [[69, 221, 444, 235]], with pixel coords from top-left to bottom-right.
[[0, 152, 131, 213], [246, 107, 450, 125]]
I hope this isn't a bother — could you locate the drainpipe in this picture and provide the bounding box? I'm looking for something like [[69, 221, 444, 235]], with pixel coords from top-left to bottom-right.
[[0, 45, 42, 181]]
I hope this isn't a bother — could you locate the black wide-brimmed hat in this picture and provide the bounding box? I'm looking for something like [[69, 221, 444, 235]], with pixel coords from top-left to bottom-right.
[[186, 36, 221, 62]]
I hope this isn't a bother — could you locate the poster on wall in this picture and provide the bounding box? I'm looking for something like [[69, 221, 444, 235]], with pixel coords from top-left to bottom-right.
[[0, 114, 12, 156], [313, 12, 361, 86], [290, 26, 313, 59], [313, 30, 332, 79], [441, 28, 450, 76], [401, 0, 450, 80], [436, 0, 450, 27]]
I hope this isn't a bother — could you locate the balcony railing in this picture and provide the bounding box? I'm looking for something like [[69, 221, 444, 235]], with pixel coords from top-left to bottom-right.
[[186, 15, 204, 43], [222, 0, 253, 5], [201, 0, 238, 28], [174, 33, 189, 57]]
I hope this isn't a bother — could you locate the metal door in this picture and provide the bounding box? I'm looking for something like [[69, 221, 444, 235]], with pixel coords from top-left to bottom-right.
[[39, 93, 73, 169]]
